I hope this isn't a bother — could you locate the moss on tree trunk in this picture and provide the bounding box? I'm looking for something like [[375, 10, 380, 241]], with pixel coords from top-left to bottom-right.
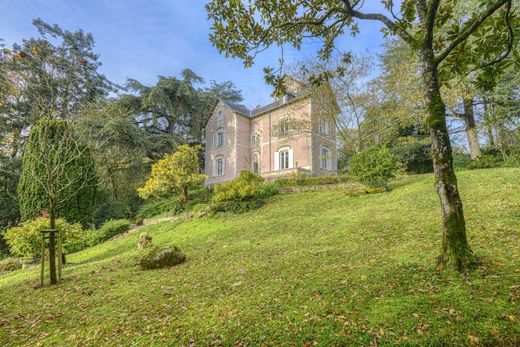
[[421, 51, 476, 271]]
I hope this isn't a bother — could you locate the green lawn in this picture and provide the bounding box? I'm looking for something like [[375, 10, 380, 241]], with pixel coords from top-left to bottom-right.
[[1, 168, 519, 346]]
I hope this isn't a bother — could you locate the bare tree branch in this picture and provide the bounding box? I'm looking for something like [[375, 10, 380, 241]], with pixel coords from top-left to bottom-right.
[[341, 0, 416, 45]]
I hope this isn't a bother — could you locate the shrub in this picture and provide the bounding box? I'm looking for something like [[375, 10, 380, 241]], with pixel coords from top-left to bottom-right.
[[137, 144, 206, 203], [503, 152, 520, 167], [186, 187, 212, 208], [93, 200, 132, 228], [0, 156, 21, 246], [87, 219, 131, 246], [274, 172, 352, 188], [0, 230, 10, 259], [210, 199, 265, 214], [349, 146, 400, 188], [453, 149, 473, 170], [391, 141, 433, 174], [136, 196, 185, 219], [191, 203, 211, 217], [140, 244, 186, 269], [4, 218, 84, 258], [211, 171, 278, 213], [191, 203, 210, 214], [0, 257, 22, 274], [466, 154, 504, 170]]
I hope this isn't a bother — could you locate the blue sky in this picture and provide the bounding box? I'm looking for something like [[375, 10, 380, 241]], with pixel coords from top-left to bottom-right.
[[0, 0, 388, 107]]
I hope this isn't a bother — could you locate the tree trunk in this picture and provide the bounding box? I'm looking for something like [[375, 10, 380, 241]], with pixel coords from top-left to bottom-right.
[[107, 167, 119, 199], [463, 97, 482, 159], [10, 128, 21, 158], [420, 51, 475, 270], [483, 98, 495, 148], [182, 185, 189, 203], [48, 203, 58, 285], [496, 121, 509, 155]]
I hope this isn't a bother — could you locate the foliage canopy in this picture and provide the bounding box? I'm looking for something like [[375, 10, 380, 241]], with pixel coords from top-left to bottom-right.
[[138, 144, 206, 202], [18, 118, 97, 224]]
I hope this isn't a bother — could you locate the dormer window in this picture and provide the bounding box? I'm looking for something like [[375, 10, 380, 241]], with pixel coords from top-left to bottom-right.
[[216, 111, 224, 127]]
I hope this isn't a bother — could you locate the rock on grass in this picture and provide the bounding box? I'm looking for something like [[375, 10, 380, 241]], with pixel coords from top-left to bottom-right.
[[140, 244, 186, 269]]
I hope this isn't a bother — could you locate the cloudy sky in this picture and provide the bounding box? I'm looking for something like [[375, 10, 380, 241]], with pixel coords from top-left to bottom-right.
[[0, 0, 389, 108]]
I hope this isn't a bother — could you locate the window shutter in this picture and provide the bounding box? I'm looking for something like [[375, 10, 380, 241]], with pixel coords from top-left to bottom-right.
[[288, 148, 294, 169], [274, 151, 279, 171]]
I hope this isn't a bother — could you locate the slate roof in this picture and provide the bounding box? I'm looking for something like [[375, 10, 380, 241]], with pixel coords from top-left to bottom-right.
[[219, 89, 310, 120], [220, 100, 251, 117]]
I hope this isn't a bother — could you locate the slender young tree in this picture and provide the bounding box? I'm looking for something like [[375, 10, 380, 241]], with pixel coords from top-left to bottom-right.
[[206, 0, 517, 270], [18, 118, 97, 284]]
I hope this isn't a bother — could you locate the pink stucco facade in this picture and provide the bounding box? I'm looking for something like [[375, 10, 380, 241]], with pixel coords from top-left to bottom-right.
[[205, 87, 338, 186]]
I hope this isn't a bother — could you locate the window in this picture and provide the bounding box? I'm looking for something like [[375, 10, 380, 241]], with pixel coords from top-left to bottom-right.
[[320, 146, 330, 170], [215, 157, 224, 176], [279, 150, 289, 170], [213, 129, 225, 148], [252, 153, 260, 173], [217, 131, 224, 147], [278, 117, 290, 137], [251, 133, 261, 147], [320, 117, 331, 135], [275, 147, 292, 171], [216, 111, 224, 127]]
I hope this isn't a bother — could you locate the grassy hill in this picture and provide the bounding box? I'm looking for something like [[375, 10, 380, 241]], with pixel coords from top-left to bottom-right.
[[0, 168, 519, 346]]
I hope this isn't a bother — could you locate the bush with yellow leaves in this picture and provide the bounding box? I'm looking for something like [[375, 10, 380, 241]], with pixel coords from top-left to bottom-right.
[[138, 145, 206, 203]]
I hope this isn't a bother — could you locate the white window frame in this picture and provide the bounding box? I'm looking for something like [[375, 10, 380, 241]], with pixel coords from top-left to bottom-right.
[[214, 156, 225, 177], [280, 150, 289, 170], [320, 145, 331, 170], [274, 147, 293, 171], [213, 128, 225, 149]]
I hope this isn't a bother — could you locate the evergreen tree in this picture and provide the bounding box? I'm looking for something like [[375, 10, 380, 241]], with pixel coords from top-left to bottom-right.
[[18, 118, 97, 225]]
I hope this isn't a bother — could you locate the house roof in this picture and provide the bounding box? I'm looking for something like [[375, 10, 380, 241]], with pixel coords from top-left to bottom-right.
[[250, 90, 309, 117], [220, 99, 251, 117], [216, 89, 310, 121], [206, 78, 336, 126]]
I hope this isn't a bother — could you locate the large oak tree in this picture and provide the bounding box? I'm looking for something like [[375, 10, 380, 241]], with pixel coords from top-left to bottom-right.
[[206, 0, 517, 270]]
